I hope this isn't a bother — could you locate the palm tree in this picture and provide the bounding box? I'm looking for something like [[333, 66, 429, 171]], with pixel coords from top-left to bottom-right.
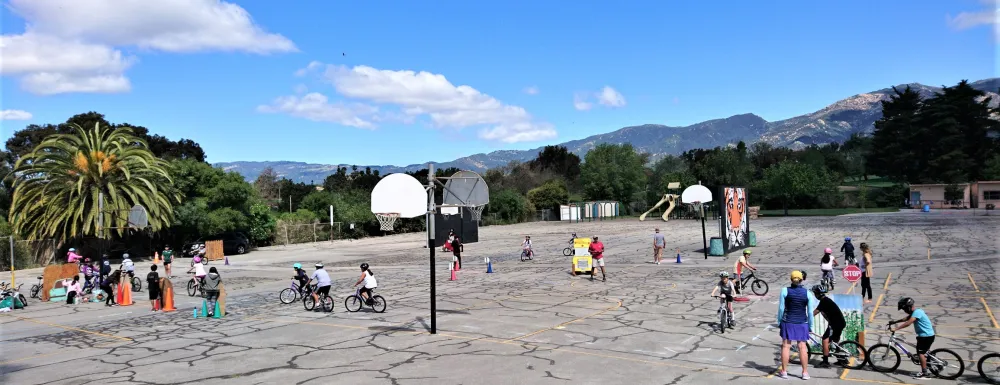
[[8, 123, 180, 243]]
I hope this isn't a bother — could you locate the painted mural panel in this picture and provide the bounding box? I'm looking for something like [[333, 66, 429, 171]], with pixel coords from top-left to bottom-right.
[[720, 186, 749, 252]]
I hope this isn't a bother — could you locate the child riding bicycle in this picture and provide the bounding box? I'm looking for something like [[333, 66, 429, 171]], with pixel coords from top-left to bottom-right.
[[710, 272, 736, 328], [811, 285, 848, 368], [890, 297, 936, 379], [353, 263, 378, 305], [521, 235, 533, 258], [820, 248, 839, 285]]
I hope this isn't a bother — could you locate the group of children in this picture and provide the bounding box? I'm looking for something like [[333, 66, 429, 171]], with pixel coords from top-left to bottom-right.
[[291, 262, 378, 311]]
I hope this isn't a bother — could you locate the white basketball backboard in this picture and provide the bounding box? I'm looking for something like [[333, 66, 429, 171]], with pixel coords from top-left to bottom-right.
[[371, 173, 427, 218], [681, 184, 713, 204], [443, 170, 489, 207]]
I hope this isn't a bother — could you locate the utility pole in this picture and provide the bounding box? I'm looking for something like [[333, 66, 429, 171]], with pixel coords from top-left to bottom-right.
[[427, 163, 437, 334]]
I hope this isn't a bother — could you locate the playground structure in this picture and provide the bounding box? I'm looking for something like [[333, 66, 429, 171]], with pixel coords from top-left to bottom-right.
[[639, 194, 679, 221], [560, 201, 621, 222]]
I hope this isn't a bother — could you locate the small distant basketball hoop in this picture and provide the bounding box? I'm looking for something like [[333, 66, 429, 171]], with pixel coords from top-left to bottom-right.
[[375, 213, 400, 231], [127, 204, 149, 229]]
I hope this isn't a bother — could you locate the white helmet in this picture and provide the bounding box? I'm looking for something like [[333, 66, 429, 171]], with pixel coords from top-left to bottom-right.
[[123, 253, 130, 259], [315, 263, 324, 268]]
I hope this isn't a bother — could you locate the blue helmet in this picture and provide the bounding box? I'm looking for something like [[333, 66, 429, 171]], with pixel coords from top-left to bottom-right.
[[845, 237, 852, 241], [293, 263, 302, 269]]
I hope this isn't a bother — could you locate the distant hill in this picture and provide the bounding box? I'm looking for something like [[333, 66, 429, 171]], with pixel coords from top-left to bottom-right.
[[216, 78, 1000, 182]]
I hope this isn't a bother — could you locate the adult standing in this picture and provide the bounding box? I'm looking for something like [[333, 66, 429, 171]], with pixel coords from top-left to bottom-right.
[[652, 229, 666, 264], [161, 245, 174, 278], [589, 236, 606, 281], [776, 270, 815, 380], [859, 242, 874, 303]]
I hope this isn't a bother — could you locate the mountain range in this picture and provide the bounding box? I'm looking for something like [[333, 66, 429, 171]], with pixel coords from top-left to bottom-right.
[[216, 78, 1000, 183]]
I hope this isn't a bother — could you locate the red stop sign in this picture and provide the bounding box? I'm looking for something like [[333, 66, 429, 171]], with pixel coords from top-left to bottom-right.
[[843, 265, 862, 283]]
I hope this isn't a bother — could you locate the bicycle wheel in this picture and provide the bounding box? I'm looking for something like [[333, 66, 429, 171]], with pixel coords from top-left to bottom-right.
[[979, 352, 1000, 384], [371, 295, 386, 313], [30, 285, 40, 299], [751, 280, 768, 296], [321, 295, 334, 312], [520, 251, 527, 262], [928, 348, 964, 380], [563, 247, 574, 257], [718, 308, 727, 334], [866, 344, 901, 372], [303, 295, 316, 311], [131, 276, 142, 292], [344, 295, 362, 312], [187, 280, 197, 296], [18, 294, 27, 307], [836, 341, 868, 370], [279, 288, 297, 304]]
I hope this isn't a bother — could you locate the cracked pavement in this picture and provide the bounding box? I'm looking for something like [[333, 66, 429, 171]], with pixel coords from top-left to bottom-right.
[[2, 210, 998, 384]]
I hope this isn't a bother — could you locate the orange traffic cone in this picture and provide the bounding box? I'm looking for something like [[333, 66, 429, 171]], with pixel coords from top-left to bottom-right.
[[450, 264, 457, 281], [116, 281, 124, 304], [161, 282, 176, 312], [120, 280, 133, 306]]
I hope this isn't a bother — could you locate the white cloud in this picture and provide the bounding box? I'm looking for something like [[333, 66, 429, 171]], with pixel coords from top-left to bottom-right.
[[1, 0, 296, 95], [946, 0, 999, 40], [523, 86, 539, 95], [597, 86, 626, 107], [266, 63, 557, 143], [0, 109, 33, 120], [573, 86, 626, 111], [256, 93, 378, 129]]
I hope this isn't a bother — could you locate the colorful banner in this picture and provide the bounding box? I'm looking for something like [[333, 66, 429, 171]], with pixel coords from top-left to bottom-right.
[[809, 294, 865, 350], [719, 187, 750, 253]]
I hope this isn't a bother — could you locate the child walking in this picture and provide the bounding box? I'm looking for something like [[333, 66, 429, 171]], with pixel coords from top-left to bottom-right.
[[147, 265, 161, 311]]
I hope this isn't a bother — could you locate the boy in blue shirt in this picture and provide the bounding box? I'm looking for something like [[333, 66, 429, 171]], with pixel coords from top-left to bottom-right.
[[891, 297, 935, 379]]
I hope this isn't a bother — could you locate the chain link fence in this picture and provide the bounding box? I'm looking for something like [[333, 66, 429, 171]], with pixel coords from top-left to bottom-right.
[[0, 237, 57, 271], [276, 221, 344, 246]]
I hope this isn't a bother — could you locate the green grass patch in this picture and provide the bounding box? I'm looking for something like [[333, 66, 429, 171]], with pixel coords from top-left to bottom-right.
[[759, 208, 899, 217], [840, 176, 897, 188]]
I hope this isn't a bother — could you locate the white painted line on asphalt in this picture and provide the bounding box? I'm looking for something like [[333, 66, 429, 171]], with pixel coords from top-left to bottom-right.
[[736, 344, 747, 351], [98, 312, 132, 318], [682, 336, 695, 344]]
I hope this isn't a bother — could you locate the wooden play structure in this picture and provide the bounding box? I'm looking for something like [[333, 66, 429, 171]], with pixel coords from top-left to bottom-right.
[[205, 240, 224, 262]]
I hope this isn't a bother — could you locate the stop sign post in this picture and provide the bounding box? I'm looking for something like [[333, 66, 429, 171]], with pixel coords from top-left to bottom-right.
[[843, 265, 862, 283]]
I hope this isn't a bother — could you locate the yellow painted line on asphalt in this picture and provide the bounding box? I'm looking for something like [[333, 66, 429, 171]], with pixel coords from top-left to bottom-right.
[[981, 297, 1000, 329], [1, 314, 132, 342], [868, 294, 885, 323], [842, 377, 918, 385], [846, 281, 857, 294], [882, 273, 892, 290], [839, 357, 855, 380], [927, 248, 931, 260], [969, 273, 981, 292], [506, 300, 622, 342]]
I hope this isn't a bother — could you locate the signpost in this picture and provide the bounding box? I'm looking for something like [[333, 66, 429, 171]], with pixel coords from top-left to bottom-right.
[[843, 265, 862, 283]]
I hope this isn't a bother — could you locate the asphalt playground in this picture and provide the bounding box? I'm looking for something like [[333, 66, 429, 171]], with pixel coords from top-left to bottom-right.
[[2, 210, 998, 384]]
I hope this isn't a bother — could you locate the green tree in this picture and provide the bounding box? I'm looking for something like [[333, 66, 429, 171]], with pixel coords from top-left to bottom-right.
[[943, 184, 964, 204], [580, 144, 647, 207], [646, 155, 697, 203], [527, 180, 569, 212], [170, 159, 260, 242], [254, 167, 280, 204], [869, 86, 923, 183], [529, 145, 581, 182], [983, 155, 1000, 180], [246, 201, 276, 244], [486, 189, 533, 223], [8, 123, 179, 242], [757, 161, 838, 216]]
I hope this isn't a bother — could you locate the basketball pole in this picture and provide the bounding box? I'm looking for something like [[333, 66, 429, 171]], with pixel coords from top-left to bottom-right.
[[427, 163, 437, 334]]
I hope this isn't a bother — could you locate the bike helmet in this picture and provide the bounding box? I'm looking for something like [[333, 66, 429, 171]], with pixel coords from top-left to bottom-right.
[[743, 249, 752, 255], [845, 237, 851, 241], [315, 263, 324, 268], [84, 258, 91, 263], [293, 263, 302, 269], [719, 271, 730, 278], [360, 263, 369, 270], [824, 247, 833, 254], [897, 297, 914, 311], [69, 248, 76, 252], [122, 253, 130, 258], [811, 285, 827, 297]]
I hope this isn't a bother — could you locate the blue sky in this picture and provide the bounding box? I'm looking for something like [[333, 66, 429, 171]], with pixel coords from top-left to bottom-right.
[[1, 0, 995, 166]]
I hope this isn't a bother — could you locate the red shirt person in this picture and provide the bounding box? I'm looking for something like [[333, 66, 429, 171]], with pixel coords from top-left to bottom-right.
[[588, 236, 606, 281]]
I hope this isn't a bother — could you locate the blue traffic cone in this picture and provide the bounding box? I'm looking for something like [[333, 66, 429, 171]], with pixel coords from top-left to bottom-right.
[[486, 258, 494, 273], [675, 252, 682, 264], [202, 299, 208, 316], [212, 302, 221, 318], [224, 256, 229, 265]]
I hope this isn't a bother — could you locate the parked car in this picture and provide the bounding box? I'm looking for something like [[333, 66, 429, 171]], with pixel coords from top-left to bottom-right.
[[183, 232, 251, 256]]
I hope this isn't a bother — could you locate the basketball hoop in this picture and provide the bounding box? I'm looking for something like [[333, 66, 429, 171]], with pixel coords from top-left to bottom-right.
[[375, 213, 400, 231], [469, 205, 485, 222]]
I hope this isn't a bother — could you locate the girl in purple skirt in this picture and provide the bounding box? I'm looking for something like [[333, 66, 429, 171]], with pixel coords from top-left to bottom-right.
[[776, 270, 816, 379]]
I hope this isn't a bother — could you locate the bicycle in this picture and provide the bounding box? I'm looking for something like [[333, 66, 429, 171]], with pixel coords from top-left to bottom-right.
[[1, 283, 27, 308], [303, 288, 334, 312], [801, 331, 868, 369], [279, 281, 315, 304], [129, 272, 142, 292], [979, 352, 1000, 384], [866, 318, 964, 379], [735, 271, 769, 296], [711, 295, 734, 333], [344, 287, 386, 313], [563, 237, 575, 257], [820, 271, 835, 292], [187, 273, 206, 297], [521, 248, 534, 261], [30, 276, 43, 299]]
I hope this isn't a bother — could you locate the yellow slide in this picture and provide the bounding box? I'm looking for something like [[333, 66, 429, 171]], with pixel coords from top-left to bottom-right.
[[639, 194, 678, 222]]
